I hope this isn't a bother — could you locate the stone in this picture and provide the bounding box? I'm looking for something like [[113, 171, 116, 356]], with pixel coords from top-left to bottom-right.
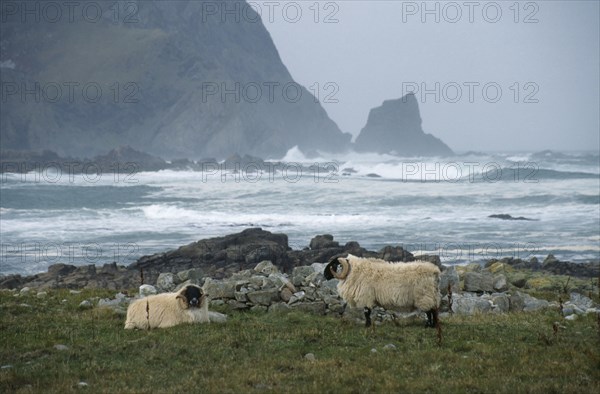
[[304, 353, 316, 361], [493, 274, 509, 292], [69, 290, 82, 295], [234, 289, 249, 302], [249, 276, 266, 289], [266, 273, 285, 289], [322, 279, 339, 292], [254, 260, 279, 275], [139, 284, 157, 297], [292, 266, 314, 287], [203, 278, 236, 299], [383, 344, 397, 351], [510, 274, 528, 288], [269, 303, 291, 313], [311, 262, 327, 274], [20, 287, 31, 295], [288, 291, 305, 305], [310, 234, 339, 250], [156, 273, 178, 292], [569, 293, 594, 310], [509, 293, 525, 312], [565, 314, 578, 321], [210, 299, 225, 306], [36, 291, 47, 298], [488, 262, 513, 274], [280, 287, 293, 303], [54, 344, 69, 351], [439, 266, 460, 295], [379, 245, 413, 262], [177, 268, 204, 283], [208, 311, 228, 323], [79, 300, 93, 309], [491, 294, 510, 313], [231, 270, 254, 281], [304, 272, 324, 287], [452, 294, 492, 315], [250, 305, 268, 313], [562, 305, 576, 316], [227, 300, 249, 310], [464, 263, 482, 272], [520, 292, 550, 312], [247, 289, 280, 306], [463, 272, 494, 293]]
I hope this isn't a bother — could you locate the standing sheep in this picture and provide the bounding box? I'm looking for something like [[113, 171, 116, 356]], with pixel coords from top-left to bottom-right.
[[324, 254, 441, 328], [124, 285, 210, 329]]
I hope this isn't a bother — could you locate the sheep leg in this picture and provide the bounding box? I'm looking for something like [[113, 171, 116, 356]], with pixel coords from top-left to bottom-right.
[[426, 309, 439, 328], [339, 302, 348, 317], [364, 307, 372, 327]]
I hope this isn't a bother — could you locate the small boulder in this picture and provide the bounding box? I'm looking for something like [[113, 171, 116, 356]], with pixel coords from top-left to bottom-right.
[[79, 300, 93, 309], [247, 289, 280, 306], [310, 234, 339, 250], [493, 274, 508, 292], [439, 266, 460, 295], [280, 287, 293, 303], [292, 266, 314, 287], [452, 294, 492, 315], [269, 302, 291, 314], [491, 294, 510, 313], [304, 353, 316, 361], [203, 278, 236, 299], [463, 272, 494, 293], [254, 261, 279, 275], [156, 273, 178, 292], [139, 284, 157, 297], [177, 268, 204, 283]]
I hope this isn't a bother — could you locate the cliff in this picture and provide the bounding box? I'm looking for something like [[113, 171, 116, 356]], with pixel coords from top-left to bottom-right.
[[0, 0, 351, 159]]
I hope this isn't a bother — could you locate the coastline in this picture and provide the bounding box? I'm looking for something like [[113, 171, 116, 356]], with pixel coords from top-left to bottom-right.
[[1, 228, 598, 291]]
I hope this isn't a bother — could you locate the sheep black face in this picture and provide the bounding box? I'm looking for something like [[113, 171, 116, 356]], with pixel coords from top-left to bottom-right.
[[324, 257, 341, 280], [324, 257, 350, 280], [176, 285, 204, 309]]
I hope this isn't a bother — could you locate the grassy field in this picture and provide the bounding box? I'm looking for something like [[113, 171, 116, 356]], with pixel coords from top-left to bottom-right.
[[1, 289, 599, 393]]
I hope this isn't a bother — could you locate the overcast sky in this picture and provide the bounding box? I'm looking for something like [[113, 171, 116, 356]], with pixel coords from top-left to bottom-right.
[[261, 0, 599, 153]]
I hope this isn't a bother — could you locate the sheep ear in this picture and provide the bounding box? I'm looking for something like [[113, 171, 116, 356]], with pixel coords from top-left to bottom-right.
[[176, 294, 188, 308]]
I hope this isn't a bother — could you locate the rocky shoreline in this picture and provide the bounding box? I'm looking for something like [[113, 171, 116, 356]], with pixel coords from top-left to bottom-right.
[[2, 228, 598, 323], [1, 228, 598, 291]]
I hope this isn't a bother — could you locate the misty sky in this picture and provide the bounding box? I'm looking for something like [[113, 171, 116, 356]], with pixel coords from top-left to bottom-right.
[[261, 0, 599, 153]]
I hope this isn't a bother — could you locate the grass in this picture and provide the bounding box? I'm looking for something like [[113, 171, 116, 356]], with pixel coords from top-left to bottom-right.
[[1, 289, 599, 393]]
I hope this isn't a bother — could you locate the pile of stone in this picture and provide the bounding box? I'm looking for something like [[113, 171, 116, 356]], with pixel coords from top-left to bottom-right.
[[80, 259, 597, 325]]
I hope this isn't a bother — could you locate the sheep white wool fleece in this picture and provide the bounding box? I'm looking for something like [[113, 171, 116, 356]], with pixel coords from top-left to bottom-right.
[[337, 256, 441, 312], [124, 292, 210, 329]]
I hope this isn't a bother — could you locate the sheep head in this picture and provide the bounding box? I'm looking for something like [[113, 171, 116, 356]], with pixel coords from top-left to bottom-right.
[[324, 256, 351, 280], [176, 285, 205, 309]]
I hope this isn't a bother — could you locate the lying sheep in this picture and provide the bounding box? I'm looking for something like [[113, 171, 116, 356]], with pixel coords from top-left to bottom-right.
[[125, 284, 213, 329], [324, 254, 441, 328]]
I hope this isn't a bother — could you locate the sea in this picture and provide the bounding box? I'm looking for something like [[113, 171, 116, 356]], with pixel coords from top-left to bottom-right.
[[1, 148, 599, 276]]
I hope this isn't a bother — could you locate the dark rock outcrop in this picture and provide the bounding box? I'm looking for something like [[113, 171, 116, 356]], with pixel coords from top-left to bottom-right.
[[3, 230, 597, 291], [354, 94, 453, 157], [488, 214, 537, 221], [0, 0, 351, 159]]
